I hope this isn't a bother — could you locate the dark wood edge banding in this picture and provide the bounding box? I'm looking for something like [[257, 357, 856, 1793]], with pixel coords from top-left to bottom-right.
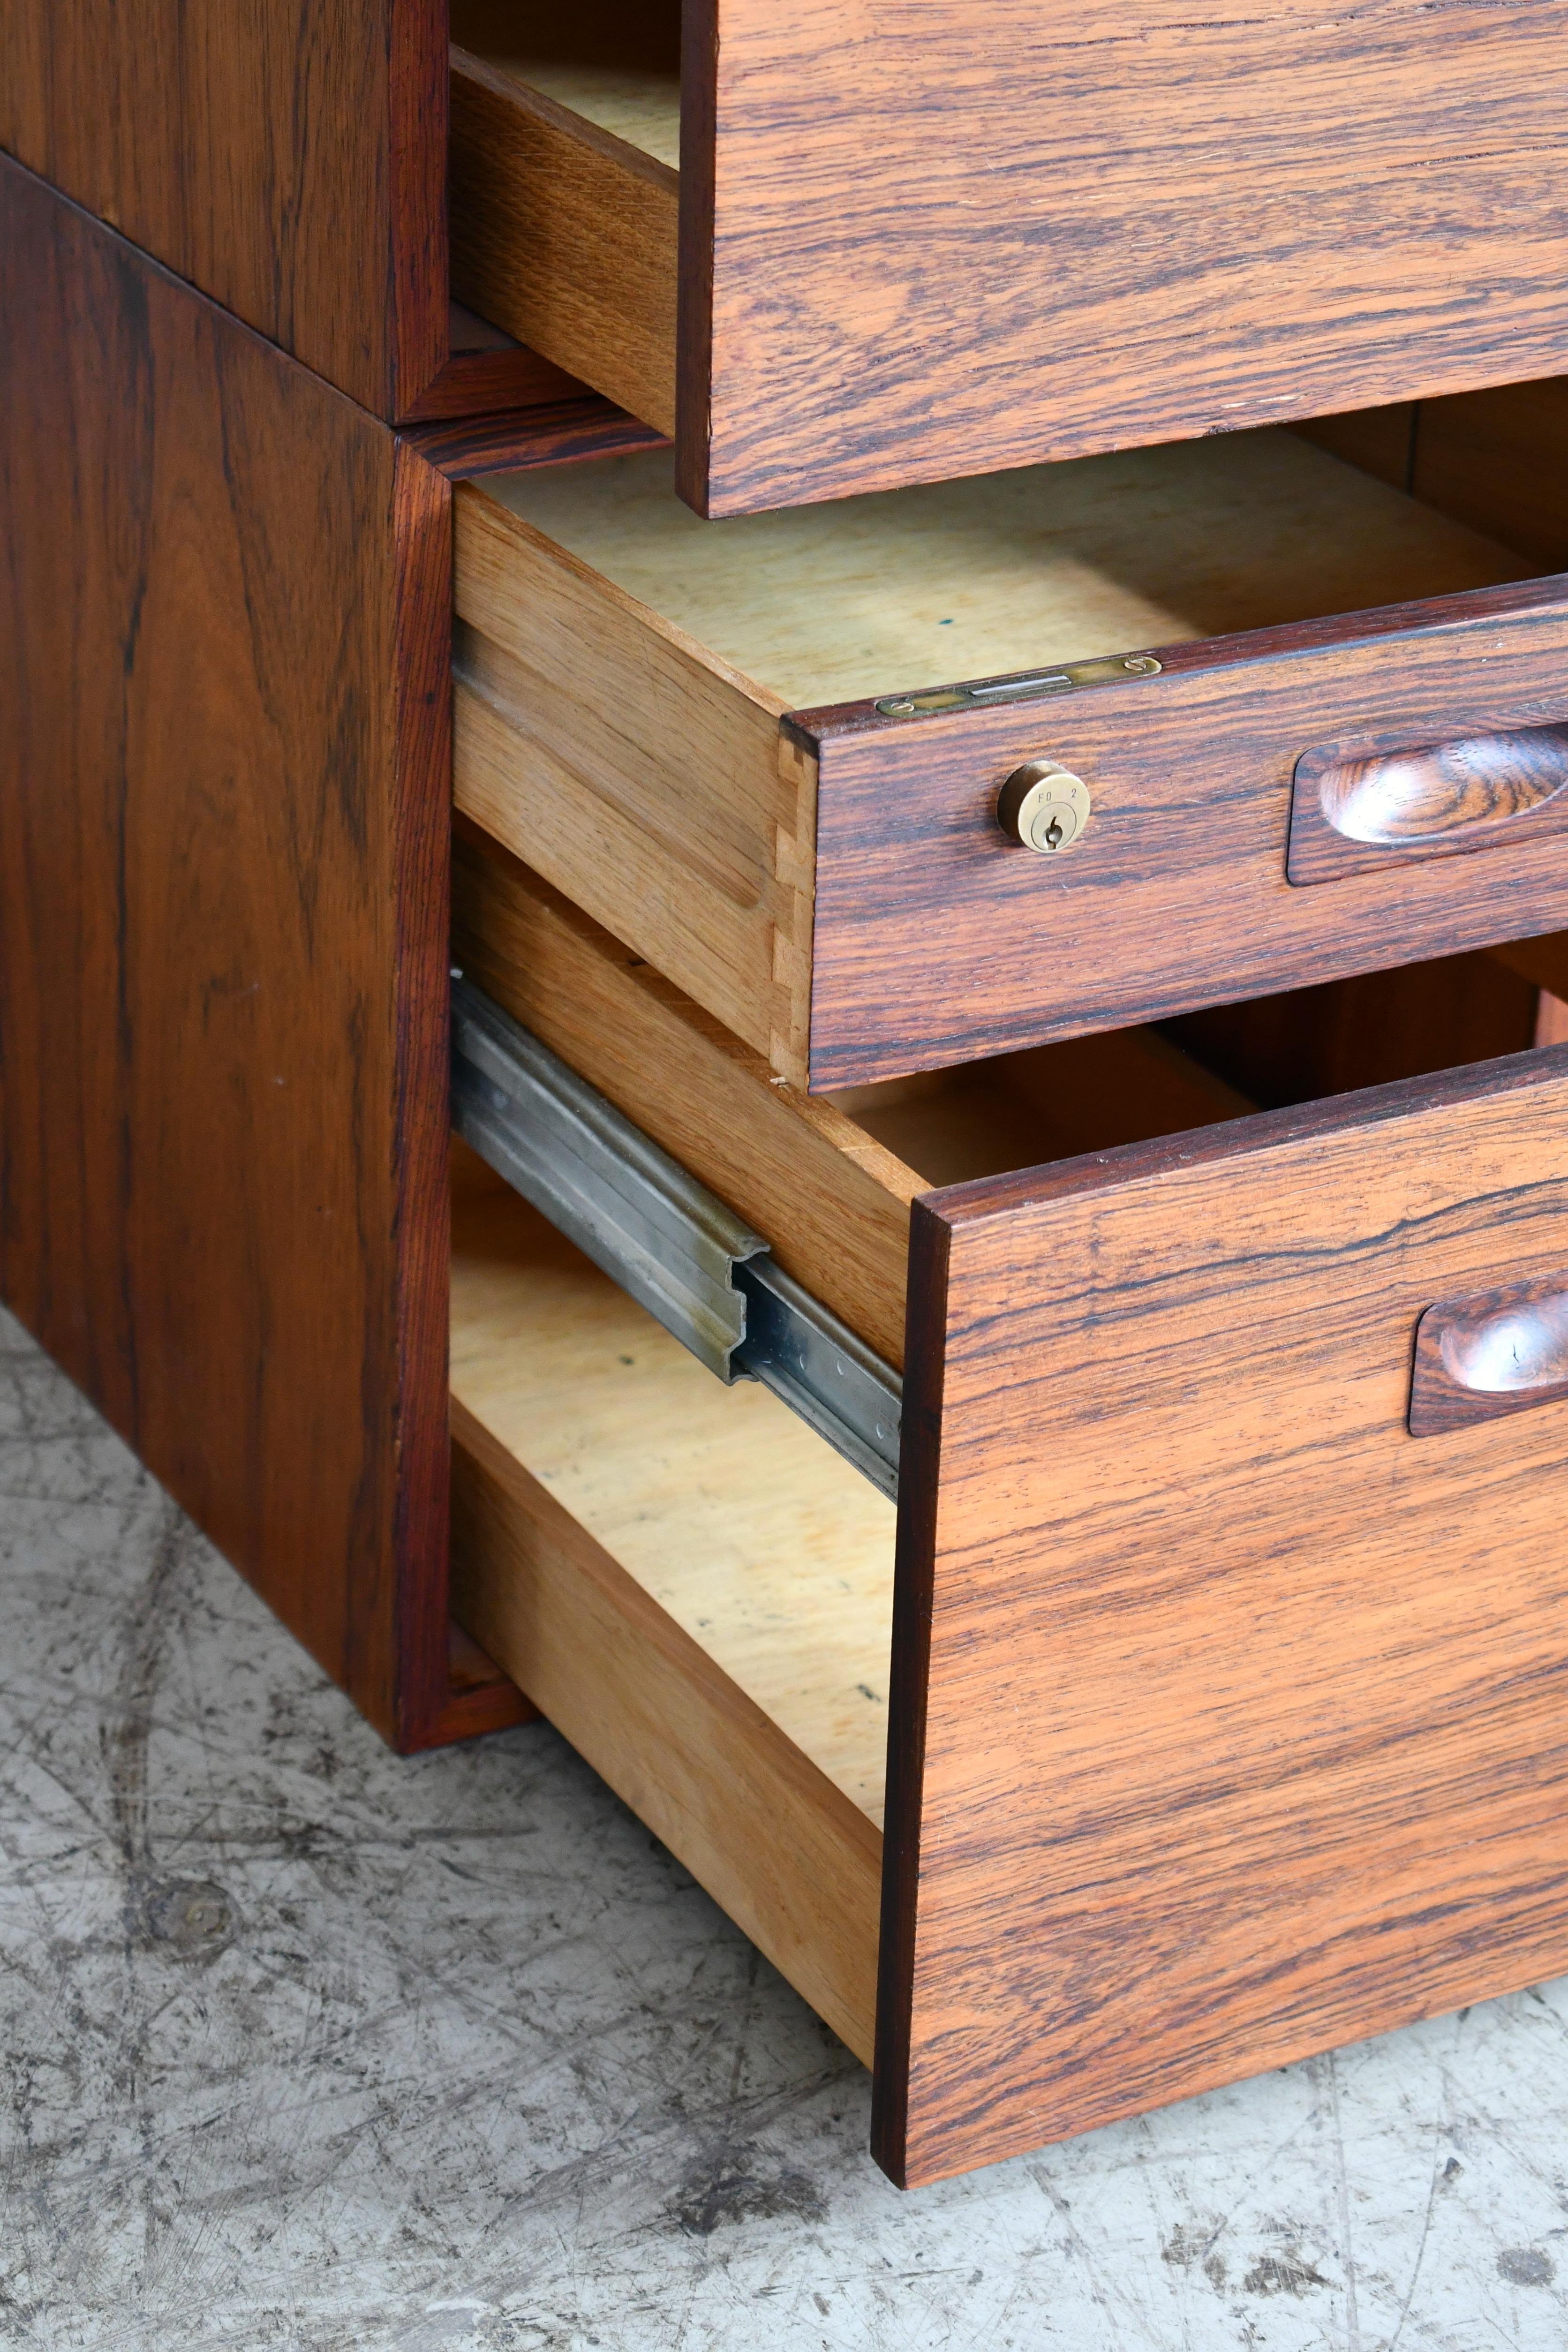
[[389, 0, 450, 416], [871, 1200, 950, 2187], [784, 573, 1568, 748], [401, 401, 668, 479], [925, 1044, 1568, 1230], [400, 343, 595, 424], [387, 442, 540, 1749], [675, 0, 719, 514], [422, 1620, 537, 1746], [385, 441, 460, 1750], [423, 1670, 538, 1744]]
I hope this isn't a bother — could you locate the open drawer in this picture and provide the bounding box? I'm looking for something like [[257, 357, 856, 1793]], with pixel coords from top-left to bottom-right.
[[453, 414, 1568, 1091], [446, 0, 1568, 517], [451, 836, 1568, 2186]]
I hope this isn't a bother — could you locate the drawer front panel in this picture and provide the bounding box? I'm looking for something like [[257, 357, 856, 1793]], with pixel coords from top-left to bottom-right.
[[876, 1047, 1568, 2186], [687, 0, 1568, 514], [802, 582, 1568, 1087]]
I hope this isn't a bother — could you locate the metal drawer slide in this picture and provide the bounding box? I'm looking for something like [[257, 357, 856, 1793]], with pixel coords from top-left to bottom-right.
[[451, 979, 902, 1498]]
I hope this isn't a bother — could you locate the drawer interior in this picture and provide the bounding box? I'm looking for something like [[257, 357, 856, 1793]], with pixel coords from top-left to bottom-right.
[[449, 836, 1558, 2060], [451, 1136, 895, 1832], [452, 0, 679, 165], [449, 0, 680, 434], [467, 426, 1531, 717]]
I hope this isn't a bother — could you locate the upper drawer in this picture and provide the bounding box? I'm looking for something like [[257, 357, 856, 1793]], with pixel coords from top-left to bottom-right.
[[453, 410, 1568, 1090], [448, 0, 1568, 515]]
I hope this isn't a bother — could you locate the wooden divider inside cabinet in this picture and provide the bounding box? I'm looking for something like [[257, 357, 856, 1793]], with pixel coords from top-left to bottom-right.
[[452, 831, 1568, 2183], [1299, 377, 1568, 578], [448, 0, 1568, 514], [453, 422, 1568, 1092]]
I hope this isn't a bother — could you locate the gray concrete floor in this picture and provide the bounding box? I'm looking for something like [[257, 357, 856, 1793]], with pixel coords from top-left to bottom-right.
[[3, 1305, 1568, 2352]]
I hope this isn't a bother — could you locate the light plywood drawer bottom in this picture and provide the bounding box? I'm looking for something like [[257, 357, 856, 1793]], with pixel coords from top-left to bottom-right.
[[449, 835, 1568, 2188]]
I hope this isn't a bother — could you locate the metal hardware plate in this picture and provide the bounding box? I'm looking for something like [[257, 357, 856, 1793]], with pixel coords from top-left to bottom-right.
[[875, 649, 1161, 720], [452, 979, 903, 1498], [733, 1258, 903, 1497]]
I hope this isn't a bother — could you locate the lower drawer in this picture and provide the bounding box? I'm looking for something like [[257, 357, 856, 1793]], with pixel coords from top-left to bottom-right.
[[451, 838, 1568, 2188]]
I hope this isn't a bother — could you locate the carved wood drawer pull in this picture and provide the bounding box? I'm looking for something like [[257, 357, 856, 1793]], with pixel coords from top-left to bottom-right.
[[1289, 723, 1568, 886], [1409, 1276, 1568, 1435]]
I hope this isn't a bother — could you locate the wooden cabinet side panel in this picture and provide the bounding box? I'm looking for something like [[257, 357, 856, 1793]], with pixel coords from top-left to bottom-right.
[[0, 0, 444, 416], [0, 162, 452, 1746], [878, 1053, 1568, 2184], [687, 0, 1568, 514]]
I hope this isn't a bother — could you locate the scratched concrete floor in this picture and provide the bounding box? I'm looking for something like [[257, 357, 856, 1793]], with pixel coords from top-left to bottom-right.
[[3, 1305, 1568, 2352]]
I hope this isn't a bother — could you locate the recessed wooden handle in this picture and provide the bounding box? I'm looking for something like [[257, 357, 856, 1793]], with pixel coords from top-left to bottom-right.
[[1410, 1275, 1568, 1435], [1319, 724, 1568, 846], [1289, 722, 1568, 886]]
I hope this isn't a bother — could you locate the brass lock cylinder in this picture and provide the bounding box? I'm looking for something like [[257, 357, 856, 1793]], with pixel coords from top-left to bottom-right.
[[997, 759, 1092, 853]]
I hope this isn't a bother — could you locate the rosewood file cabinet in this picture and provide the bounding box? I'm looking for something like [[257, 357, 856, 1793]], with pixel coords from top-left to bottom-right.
[[9, 0, 1568, 2191]]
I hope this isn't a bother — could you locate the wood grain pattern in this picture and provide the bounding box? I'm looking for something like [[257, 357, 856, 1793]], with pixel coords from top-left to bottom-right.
[[680, 0, 1568, 513], [0, 161, 523, 1752], [448, 1163, 888, 2058], [799, 583, 1568, 1086], [450, 46, 679, 434], [451, 482, 810, 1081], [875, 1045, 1568, 2185], [404, 398, 667, 482], [1288, 722, 1568, 886], [0, 0, 445, 418], [1409, 1274, 1568, 1437]]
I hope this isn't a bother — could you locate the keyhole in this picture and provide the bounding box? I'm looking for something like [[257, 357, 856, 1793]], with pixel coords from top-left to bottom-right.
[[1042, 814, 1065, 849]]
